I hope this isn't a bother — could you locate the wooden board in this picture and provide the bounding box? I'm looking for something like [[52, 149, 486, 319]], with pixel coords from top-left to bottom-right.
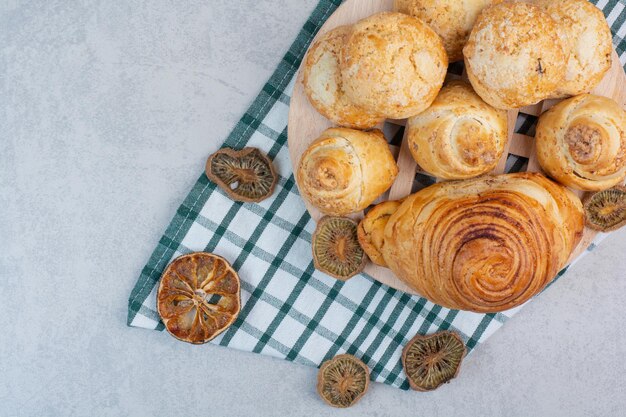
[[287, 0, 626, 295]]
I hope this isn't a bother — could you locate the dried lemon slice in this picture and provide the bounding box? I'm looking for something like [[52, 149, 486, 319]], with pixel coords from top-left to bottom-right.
[[206, 147, 277, 203], [317, 354, 370, 408], [157, 252, 241, 344]]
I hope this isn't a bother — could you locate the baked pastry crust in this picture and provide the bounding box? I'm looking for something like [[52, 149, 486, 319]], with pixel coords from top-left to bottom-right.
[[381, 173, 584, 313], [340, 12, 448, 119], [406, 81, 507, 179], [394, 0, 503, 62], [357, 200, 402, 266], [536, 94, 626, 191], [297, 128, 398, 215], [463, 2, 567, 109], [302, 26, 384, 129], [534, 0, 613, 97]]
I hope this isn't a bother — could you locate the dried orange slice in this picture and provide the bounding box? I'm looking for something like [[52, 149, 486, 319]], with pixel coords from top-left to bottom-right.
[[157, 252, 241, 344]]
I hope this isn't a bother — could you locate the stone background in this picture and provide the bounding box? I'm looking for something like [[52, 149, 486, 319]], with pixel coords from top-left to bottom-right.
[[1, 1, 625, 416]]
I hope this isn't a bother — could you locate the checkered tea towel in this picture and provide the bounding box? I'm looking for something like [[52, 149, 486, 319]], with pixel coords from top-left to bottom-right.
[[128, 0, 625, 390]]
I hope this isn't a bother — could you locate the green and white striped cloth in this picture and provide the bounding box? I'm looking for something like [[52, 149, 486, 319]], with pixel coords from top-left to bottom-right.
[[128, 0, 625, 390]]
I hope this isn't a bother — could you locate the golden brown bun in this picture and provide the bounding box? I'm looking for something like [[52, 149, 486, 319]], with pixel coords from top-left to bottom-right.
[[406, 81, 507, 179], [357, 200, 402, 266], [463, 2, 567, 109], [534, 0, 612, 97], [297, 128, 398, 215], [536, 94, 626, 191], [302, 26, 384, 129], [381, 173, 584, 313], [340, 12, 448, 119], [394, 0, 503, 62]]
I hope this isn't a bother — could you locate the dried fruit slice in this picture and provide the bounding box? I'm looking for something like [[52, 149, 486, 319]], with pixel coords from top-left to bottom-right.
[[583, 185, 626, 232], [317, 354, 370, 408], [357, 200, 402, 267], [206, 147, 277, 203], [402, 331, 466, 391], [157, 252, 241, 344], [312, 216, 367, 280]]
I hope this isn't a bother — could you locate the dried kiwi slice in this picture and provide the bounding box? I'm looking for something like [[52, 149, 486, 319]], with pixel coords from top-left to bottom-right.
[[402, 331, 466, 391], [206, 147, 277, 203], [357, 200, 401, 267], [317, 354, 370, 408], [583, 185, 626, 232], [312, 216, 367, 280]]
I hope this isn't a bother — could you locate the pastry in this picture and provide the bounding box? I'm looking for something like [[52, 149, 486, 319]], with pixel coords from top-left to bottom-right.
[[535, 94, 626, 191], [302, 26, 384, 129], [357, 200, 402, 266], [463, 2, 567, 109], [406, 81, 507, 179], [394, 0, 503, 62], [340, 12, 447, 119], [381, 173, 584, 313], [296, 127, 398, 215], [533, 0, 612, 97]]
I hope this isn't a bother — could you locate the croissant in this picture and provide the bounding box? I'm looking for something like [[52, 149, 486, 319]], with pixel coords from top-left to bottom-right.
[[357, 200, 402, 267], [381, 173, 584, 313], [536, 94, 626, 191], [406, 81, 507, 179], [296, 128, 398, 215]]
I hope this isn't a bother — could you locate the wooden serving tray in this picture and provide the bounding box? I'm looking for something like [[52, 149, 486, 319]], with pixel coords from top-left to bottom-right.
[[287, 0, 626, 295]]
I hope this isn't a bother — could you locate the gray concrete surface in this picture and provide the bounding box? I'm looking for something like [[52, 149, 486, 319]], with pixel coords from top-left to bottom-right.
[[1, 1, 625, 416]]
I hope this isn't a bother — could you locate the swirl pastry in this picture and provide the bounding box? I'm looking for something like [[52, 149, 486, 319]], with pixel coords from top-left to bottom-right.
[[297, 128, 398, 215], [406, 81, 507, 179], [394, 0, 503, 62], [302, 26, 384, 129], [463, 2, 567, 109], [357, 200, 402, 267], [536, 94, 626, 191], [381, 173, 584, 313], [534, 0, 613, 97], [340, 12, 447, 119]]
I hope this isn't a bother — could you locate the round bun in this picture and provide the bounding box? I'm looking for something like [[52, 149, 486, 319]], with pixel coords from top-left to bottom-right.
[[381, 173, 584, 313], [536, 94, 626, 191], [534, 0, 613, 97], [463, 2, 567, 109], [394, 0, 503, 62], [406, 81, 507, 179], [296, 128, 398, 215], [302, 26, 384, 129], [340, 12, 448, 119]]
